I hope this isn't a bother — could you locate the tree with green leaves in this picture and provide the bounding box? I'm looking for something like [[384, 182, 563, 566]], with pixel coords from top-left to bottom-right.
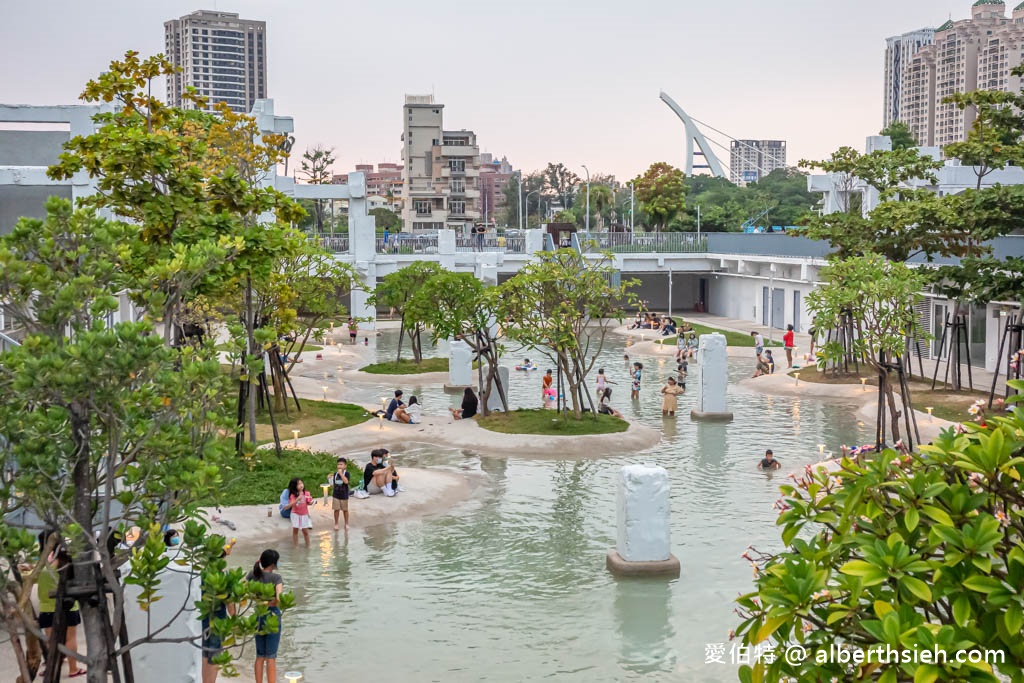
[[578, 184, 614, 231], [47, 52, 302, 346], [543, 162, 580, 211], [735, 386, 1024, 683], [808, 255, 927, 446], [0, 199, 291, 683], [299, 145, 336, 233], [370, 207, 401, 233], [371, 262, 442, 363], [631, 162, 686, 232], [496, 250, 636, 418], [880, 120, 918, 150], [411, 271, 508, 415]]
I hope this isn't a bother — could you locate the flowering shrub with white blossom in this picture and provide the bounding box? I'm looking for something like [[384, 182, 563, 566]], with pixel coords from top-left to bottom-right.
[[733, 381, 1024, 682]]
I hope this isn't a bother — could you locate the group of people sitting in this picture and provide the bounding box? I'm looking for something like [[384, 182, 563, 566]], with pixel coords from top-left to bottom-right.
[[384, 390, 422, 424], [627, 312, 679, 336], [750, 331, 777, 378]]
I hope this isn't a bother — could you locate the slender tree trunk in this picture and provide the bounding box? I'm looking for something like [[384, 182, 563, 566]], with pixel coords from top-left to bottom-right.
[[245, 276, 257, 444], [396, 320, 405, 363]]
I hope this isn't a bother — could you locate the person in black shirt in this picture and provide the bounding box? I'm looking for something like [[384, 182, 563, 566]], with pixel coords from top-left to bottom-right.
[[384, 390, 404, 421], [757, 449, 781, 470], [449, 387, 479, 420], [363, 449, 398, 496], [329, 457, 350, 530]]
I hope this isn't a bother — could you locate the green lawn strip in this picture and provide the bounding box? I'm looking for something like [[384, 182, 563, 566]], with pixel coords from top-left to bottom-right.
[[656, 322, 780, 348], [253, 400, 372, 443], [360, 358, 449, 374], [214, 449, 365, 507], [477, 409, 629, 435]]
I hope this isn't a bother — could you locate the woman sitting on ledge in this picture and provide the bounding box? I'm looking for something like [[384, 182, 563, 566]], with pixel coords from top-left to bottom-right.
[[392, 395, 421, 424], [598, 388, 624, 419], [449, 387, 479, 420]]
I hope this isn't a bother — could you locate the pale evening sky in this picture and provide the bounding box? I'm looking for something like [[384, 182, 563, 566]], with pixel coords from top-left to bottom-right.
[[1, 0, 968, 180]]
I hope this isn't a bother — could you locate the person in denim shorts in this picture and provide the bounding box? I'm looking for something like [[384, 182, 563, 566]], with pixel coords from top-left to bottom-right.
[[247, 549, 284, 683]]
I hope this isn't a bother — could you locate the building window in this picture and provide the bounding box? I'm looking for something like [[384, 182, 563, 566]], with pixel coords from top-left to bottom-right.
[[449, 159, 466, 173], [450, 201, 466, 215]]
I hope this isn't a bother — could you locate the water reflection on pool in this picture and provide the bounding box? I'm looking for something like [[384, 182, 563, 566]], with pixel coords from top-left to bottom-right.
[[241, 331, 866, 682]]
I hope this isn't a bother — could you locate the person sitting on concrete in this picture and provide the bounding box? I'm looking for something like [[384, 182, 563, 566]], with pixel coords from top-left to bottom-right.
[[753, 354, 771, 378], [385, 390, 405, 421], [449, 387, 479, 420], [392, 396, 421, 424], [363, 449, 397, 497], [662, 318, 677, 336], [764, 349, 776, 374], [598, 389, 624, 419], [758, 449, 781, 470], [278, 487, 292, 519], [685, 333, 699, 359]]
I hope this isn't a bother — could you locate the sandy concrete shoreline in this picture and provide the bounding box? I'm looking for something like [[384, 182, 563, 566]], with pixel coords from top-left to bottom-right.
[[740, 370, 959, 445], [284, 411, 662, 459], [205, 467, 478, 547]]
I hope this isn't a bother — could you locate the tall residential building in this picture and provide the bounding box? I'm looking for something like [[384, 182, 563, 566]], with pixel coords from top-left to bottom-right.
[[883, 28, 935, 127], [890, 1, 1024, 147], [164, 10, 267, 113], [400, 95, 482, 233], [729, 140, 787, 185]]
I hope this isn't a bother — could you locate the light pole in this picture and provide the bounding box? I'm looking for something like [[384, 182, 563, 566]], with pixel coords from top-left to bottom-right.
[[526, 190, 540, 228], [622, 180, 630, 233], [517, 171, 524, 232], [582, 165, 590, 238], [768, 264, 777, 345]]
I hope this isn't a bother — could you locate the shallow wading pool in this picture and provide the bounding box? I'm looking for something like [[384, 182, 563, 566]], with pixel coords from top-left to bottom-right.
[[236, 331, 866, 682]]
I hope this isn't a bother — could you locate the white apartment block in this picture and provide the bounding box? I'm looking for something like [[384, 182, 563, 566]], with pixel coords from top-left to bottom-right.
[[165, 10, 267, 113], [883, 28, 935, 127], [400, 95, 482, 233], [891, 1, 1024, 148], [729, 140, 786, 185]]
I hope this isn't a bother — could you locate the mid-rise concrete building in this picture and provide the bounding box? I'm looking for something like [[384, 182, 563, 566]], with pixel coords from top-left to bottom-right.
[[400, 95, 482, 233], [333, 163, 403, 211], [164, 10, 267, 113], [729, 140, 786, 185], [889, 1, 1024, 147], [478, 153, 514, 227]]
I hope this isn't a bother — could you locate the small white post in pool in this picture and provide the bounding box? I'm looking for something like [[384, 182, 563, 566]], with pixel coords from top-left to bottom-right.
[[606, 464, 680, 577], [690, 333, 734, 422], [445, 338, 473, 394]]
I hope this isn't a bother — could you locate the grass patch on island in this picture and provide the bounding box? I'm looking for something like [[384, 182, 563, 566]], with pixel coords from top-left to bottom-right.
[[656, 323, 780, 348], [216, 343, 322, 353], [360, 358, 449, 375], [477, 409, 629, 436], [254, 400, 371, 443], [214, 449, 365, 507]]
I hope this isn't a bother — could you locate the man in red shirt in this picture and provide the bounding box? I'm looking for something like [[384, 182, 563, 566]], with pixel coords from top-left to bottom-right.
[[783, 324, 796, 368]]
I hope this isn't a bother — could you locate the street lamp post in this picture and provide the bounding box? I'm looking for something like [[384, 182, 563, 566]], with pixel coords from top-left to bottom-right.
[[517, 171, 524, 232], [622, 181, 630, 232], [768, 264, 777, 346], [526, 190, 540, 229], [582, 165, 591, 239]]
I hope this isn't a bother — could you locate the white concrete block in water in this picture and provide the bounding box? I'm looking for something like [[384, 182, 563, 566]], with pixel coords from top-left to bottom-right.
[[691, 333, 733, 421], [448, 339, 474, 389], [608, 464, 680, 577], [616, 464, 671, 562], [484, 365, 509, 412], [123, 551, 203, 682]]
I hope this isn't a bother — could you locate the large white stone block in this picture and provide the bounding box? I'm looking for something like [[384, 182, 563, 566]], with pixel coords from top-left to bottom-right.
[[694, 333, 731, 418], [449, 339, 474, 387], [123, 551, 203, 683], [485, 365, 510, 412], [616, 464, 672, 562]]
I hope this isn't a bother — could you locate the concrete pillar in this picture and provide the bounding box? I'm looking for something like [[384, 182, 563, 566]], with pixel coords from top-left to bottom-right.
[[446, 338, 473, 392], [123, 551, 203, 683], [438, 229, 456, 270], [606, 464, 680, 577], [351, 260, 376, 330], [691, 333, 733, 421], [525, 229, 545, 255], [484, 365, 510, 412]]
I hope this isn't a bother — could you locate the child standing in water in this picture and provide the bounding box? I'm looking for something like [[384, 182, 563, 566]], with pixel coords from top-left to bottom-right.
[[284, 478, 313, 546], [660, 376, 685, 417], [630, 362, 643, 400], [596, 368, 608, 400]]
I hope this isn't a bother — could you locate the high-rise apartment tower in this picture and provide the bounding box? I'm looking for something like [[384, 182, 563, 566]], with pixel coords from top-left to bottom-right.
[[164, 10, 267, 113]]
